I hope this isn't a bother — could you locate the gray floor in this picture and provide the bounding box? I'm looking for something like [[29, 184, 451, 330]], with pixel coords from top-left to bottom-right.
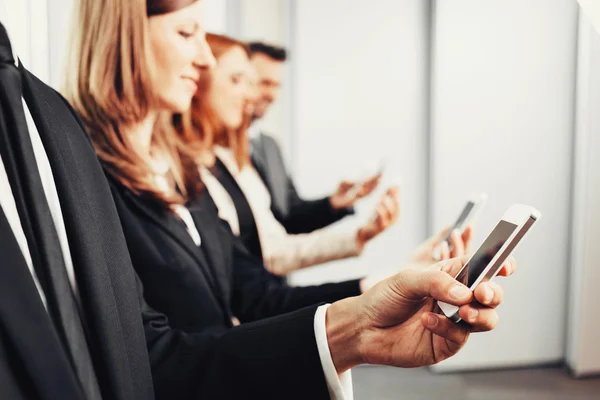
[[353, 366, 600, 399]]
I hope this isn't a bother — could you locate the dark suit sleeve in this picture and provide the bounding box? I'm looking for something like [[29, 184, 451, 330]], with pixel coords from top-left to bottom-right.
[[283, 195, 355, 234], [108, 184, 351, 400], [138, 276, 331, 400], [229, 232, 362, 322]]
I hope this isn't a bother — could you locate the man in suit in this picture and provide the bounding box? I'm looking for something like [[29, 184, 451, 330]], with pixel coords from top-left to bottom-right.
[[248, 42, 381, 234], [0, 9, 512, 400]]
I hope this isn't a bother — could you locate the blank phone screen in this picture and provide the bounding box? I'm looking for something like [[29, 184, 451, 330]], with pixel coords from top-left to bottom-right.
[[454, 221, 518, 287], [445, 201, 476, 242], [454, 201, 475, 229]]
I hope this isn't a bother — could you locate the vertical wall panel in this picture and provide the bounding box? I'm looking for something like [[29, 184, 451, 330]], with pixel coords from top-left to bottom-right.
[[289, 0, 431, 285], [430, 0, 577, 371], [566, 9, 600, 377]]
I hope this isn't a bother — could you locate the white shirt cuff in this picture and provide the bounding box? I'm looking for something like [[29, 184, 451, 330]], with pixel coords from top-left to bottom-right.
[[314, 304, 354, 400]]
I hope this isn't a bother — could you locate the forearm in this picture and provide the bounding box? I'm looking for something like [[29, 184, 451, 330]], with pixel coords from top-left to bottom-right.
[[232, 242, 362, 321], [145, 304, 331, 400], [262, 228, 363, 276]]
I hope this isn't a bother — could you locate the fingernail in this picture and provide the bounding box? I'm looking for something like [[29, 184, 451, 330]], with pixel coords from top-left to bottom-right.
[[427, 315, 438, 327], [450, 285, 471, 300], [452, 229, 461, 238], [468, 308, 479, 321], [483, 286, 494, 303]]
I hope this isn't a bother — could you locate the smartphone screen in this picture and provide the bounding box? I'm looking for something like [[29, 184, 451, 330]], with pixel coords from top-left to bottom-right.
[[444, 201, 476, 242], [454, 220, 518, 287]]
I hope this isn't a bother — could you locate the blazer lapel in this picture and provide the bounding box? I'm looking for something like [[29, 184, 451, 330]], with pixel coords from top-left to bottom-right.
[[188, 193, 232, 310], [250, 136, 272, 190], [120, 187, 227, 305], [254, 135, 288, 215], [0, 207, 84, 400]]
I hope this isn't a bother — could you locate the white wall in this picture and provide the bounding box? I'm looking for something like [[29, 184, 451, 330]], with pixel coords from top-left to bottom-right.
[[566, 10, 600, 377], [288, 0, 431, 285], [45, 0, 228, 90], [204, 0, 228, 34], [430, 0, 578, 371], [234, 0, 290, 153], [3, 0, 49, 83], [47, 0, 74, 88]]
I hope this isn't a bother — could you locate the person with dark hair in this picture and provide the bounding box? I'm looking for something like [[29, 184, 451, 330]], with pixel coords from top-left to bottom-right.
[[176, 33, 400, 277], [248, 42, 288, 62], [248, 41, 382, 235]]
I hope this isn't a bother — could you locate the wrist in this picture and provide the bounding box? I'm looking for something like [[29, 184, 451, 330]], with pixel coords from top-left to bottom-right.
[[329, 195, 342, 210], [326, 297, 366, 374]]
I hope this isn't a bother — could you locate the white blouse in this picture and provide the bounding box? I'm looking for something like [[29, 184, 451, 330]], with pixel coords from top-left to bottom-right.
[[148, 160, 353, 399], [151, 161, 201, 246], [200, 146, 363, 276]]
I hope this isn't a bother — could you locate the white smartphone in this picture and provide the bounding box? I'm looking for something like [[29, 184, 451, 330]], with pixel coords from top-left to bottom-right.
[[438, 204, 541, 323], [443, 193, 488, 245]]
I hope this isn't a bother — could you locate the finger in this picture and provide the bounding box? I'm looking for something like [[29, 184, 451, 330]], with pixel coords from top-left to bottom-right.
[[397, 266, 473, 305], [363, 176, 382, 194], [462, 225, 473, 253], [386, 186, 400, 197], [430, 226, 451, 247], [421, 312, 471, 346], [379, 206, 393, 228], [473, 281, 503, 308], [386, 188, 400, 216], [497, 256, 517, 277], [457, 305, 499, 332], [432, 254, 470, 276], [372, 205, 388, 230], [449, 230, 465, 258], [367, 174, 382, 185], [380, 193, 394, 211], [439, 240, 450, 261], [356, 185, 369, 198]]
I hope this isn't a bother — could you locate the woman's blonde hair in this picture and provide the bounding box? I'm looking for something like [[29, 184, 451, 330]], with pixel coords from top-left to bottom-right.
[[176, 33, 251, 169], [63, 0, 201, 207]]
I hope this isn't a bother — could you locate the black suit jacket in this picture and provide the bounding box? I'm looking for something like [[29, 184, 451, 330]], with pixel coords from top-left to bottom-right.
[[251, 133, 354, 234], [108, 179, 363, 398], [0, 63, 355, 399], [0, 63, 153, 400]]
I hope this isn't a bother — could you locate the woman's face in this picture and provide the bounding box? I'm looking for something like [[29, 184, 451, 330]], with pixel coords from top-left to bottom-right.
[[205, 46, 253, 131], [147, 1, 215, 113]]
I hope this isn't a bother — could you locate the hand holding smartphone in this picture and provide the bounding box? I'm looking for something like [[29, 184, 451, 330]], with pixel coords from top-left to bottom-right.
[[437, 204, 541, 323], [444, 193, 488, 245]]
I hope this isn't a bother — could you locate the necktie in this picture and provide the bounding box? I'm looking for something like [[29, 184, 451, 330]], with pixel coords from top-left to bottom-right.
[[0, 24, 103, 400]]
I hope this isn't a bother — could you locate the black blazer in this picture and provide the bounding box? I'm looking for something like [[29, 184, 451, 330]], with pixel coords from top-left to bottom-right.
[[251, 133, 354, 234], [0, 62, 153, 400], [1, 60, 353, 399], [108, 178, 363, 397]]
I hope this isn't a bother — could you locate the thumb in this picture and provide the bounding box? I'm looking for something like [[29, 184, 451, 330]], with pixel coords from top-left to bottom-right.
[[392, 259, 473, 305]]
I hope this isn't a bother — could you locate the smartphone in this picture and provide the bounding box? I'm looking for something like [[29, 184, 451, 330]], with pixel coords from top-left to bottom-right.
[[437, 204, 541, 323], [443, 193, 488, 245]]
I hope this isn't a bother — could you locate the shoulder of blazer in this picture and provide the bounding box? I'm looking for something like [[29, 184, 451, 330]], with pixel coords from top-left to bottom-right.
[[22, 67, 94, 148], [18, 66, 154, 400], [259, 134, 284, 157]]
